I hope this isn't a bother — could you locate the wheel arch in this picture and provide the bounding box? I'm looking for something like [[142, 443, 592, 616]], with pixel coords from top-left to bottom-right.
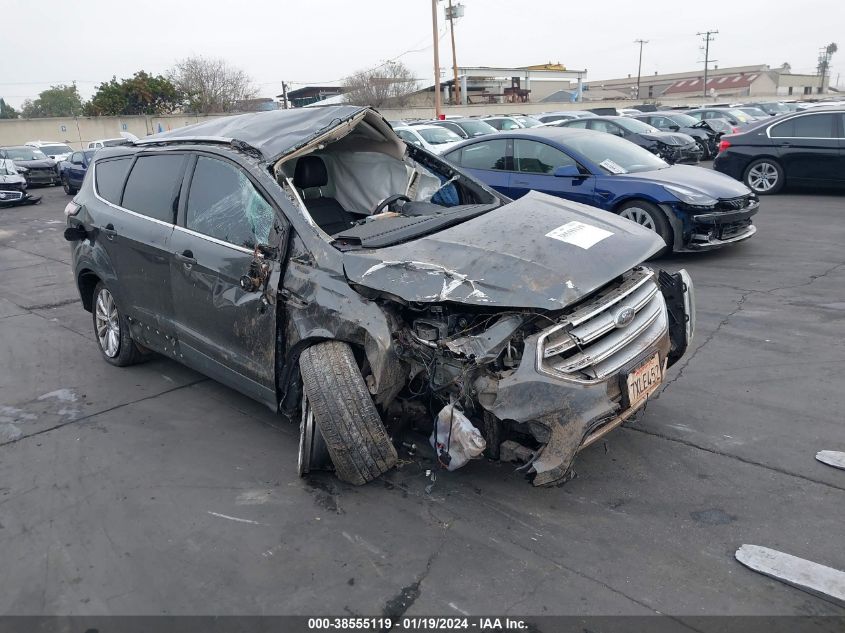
[[77, 269, 101, 313]]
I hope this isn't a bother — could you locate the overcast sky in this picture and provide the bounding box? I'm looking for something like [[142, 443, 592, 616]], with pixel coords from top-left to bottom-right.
[[2, 0, 840, 108]]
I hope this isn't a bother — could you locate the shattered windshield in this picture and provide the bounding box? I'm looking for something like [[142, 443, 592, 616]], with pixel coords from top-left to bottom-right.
[[0, 159, 19, 175]]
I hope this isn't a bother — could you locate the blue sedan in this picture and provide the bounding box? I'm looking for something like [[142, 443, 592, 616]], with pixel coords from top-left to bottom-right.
[[58, 149, 96, 195], [443, 128, 759, 252]]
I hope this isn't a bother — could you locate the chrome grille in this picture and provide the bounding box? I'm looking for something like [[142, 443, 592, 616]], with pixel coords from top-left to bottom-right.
[[537, 268, 668, 381], [0, 190, 24, 201]]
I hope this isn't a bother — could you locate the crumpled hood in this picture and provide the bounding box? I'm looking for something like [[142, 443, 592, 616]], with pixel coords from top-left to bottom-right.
[[618, 164, 752, 199], [343, 191, 664, 310], [640, 131, 696, 146]]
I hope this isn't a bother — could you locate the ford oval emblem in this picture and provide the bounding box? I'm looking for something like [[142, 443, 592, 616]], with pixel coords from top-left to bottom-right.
[[614, 306, 635, 328]]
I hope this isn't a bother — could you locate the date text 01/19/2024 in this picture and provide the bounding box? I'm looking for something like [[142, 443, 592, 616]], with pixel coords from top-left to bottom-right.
[[307, 617, 529, 630]]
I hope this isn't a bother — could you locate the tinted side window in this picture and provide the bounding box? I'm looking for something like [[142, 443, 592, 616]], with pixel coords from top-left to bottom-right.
[[454, 139, 510, 171], [186, 156, 274, 249], [772, 114, 836, 138], [514, 140, 576, 174], [121, 155, 185, 223], [71, 152, 83, 163], [590, 120, 622, 135], [485, 119, 504, 130], [95, 157, 132, 205], [500, 119, 521, 130], [564, 119, 589, 129]]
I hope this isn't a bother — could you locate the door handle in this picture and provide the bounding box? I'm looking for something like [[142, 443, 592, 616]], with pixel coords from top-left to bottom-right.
[[174, 250, 197, 266], [102, 223, 117, 240]]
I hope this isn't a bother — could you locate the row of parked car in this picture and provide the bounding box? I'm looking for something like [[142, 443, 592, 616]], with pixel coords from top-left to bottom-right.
[[0, 137, 129, 206]]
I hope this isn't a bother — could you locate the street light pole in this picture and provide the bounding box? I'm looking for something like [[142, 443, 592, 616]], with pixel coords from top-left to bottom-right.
[[432, 0, 442, 119], [634, 39, 648, 100]]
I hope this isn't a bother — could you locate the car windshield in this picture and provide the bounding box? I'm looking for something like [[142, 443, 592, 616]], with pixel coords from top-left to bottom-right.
[[103, 139, 127, 147], [726, 108, 751, 122], [38, 144, 72, 155], [667, 113, 699, 126], [515, 116, 542, 128], [616, 118, 660, 134], [5, 147, 47, 160], [456, 120, 497, 137], [83, 150, 96, 160], [761, 103, 789, 114], [418, 127, 463, 145], [565, 133, 668, 174]]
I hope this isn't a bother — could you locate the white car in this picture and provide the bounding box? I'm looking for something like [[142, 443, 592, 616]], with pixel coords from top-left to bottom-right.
[[392, 125, 464, 154], [87, 138, 129, 150], [25, 141, 74, 162]]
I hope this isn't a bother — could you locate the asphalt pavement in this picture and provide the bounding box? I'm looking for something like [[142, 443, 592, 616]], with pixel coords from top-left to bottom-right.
[[1, 182, 844, 617]]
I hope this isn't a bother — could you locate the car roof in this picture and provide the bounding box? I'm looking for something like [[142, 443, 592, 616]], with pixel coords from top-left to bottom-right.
[[134, 105, 367, 163], [456, 127, 595, 143], [1, 145, 36, 151]]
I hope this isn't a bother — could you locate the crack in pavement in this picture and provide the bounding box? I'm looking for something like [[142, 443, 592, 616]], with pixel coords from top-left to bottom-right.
[[0, 378, 208, 448], [656, 289, 753, 399], [625, 426, 845, 493], [381, 518, 450, 627], [25, 297, 81, 311]]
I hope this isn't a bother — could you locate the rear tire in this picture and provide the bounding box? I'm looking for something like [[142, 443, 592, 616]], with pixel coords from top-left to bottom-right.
[[743, 158, 784, 195], [92, 282, 143, 367], [299, 341, 398, 485], [617, 200, 673, 255], [695, 139, 710, 160], [62, 175, 77, 195]]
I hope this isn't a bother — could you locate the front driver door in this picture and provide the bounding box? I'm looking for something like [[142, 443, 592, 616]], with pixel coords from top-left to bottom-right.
[[169, 153, 287, 408], [509, 139, 595, 204]]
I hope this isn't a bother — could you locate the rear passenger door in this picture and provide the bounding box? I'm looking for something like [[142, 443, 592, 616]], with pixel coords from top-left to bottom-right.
[[446, 138, 512, 195], [769, 113, 840, 183], [92, 153, 183, 338], [169, 153, 286, 408]]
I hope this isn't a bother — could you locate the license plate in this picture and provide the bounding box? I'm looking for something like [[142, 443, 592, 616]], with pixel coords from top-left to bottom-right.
[[625, 353, 662, 410]]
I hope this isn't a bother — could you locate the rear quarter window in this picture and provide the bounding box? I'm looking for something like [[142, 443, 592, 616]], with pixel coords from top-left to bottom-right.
[[121, 155, 186, 223], [94, 157, 132, 205]]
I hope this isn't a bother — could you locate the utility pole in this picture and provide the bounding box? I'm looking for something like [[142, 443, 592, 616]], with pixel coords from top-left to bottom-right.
[[697, 30, 719, 102], [281, 82, 289, 109], [432, 0, 442, 118], [447, 0, 461, 105], [634, 39, 648, 100]]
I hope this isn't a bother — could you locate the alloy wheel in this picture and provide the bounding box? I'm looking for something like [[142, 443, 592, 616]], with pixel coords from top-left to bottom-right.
[[619, 207, 657, 231], [94, 288, 120, 358], [747, 162, 779, 193]]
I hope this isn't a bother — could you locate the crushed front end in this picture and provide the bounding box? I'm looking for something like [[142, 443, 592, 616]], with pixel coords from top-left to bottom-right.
[[384, 265, 694, 486]]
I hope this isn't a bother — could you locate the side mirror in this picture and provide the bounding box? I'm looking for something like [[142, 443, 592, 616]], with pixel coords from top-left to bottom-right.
[[553, 165, 581, 178], [669, 125, 680, 131]]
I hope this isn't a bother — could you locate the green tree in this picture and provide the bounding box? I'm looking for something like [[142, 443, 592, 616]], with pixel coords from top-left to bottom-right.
[[88, 71, 183, 116], [0, 98, 19, 119], [21, 84, 84, 118]]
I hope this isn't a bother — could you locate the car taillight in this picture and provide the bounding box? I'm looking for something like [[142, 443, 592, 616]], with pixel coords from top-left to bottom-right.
[[64, 201, 81, 217], [718, 139, 731, 153]]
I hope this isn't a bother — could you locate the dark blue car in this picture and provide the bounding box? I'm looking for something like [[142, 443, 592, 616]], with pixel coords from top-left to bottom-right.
[[443, 128, 759, 253], [58, 150, 96, 195]]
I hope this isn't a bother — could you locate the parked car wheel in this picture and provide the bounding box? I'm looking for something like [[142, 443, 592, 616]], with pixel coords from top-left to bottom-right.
[[695, 140, 711, 160], [62, 175, 77, 195], [743, 158, 784, 195], [299, 341, 398, 485], [617, 200, 673, 254], [92, 282, 143, 367]]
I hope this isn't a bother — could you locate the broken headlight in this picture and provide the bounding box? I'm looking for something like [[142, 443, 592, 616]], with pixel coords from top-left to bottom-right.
[[663, 184, 717, 208]]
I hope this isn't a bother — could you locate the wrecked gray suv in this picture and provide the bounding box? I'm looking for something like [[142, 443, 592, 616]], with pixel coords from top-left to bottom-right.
[[65, 106, 694, 486]]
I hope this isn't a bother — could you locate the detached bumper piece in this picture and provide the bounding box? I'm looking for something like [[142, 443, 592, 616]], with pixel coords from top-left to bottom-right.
[[660, 142, 703, 164], [685, 195, 759, 250]]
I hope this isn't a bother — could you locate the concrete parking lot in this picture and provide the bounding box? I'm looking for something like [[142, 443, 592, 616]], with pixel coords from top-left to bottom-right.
[[1, 182, 844, 617]]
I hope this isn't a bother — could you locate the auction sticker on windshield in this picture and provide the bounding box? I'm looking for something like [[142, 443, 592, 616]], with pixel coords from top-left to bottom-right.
[[626, 352, 662, 410], [546, 221, 613, 249], [599, 159, 627, 174]]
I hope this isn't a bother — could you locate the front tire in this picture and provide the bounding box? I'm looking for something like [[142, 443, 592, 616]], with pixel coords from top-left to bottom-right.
[[744, 158, 784, 195], [92, 282, 142, 367], [299, 341, 398, 485], [617, 200, 673, 255]]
